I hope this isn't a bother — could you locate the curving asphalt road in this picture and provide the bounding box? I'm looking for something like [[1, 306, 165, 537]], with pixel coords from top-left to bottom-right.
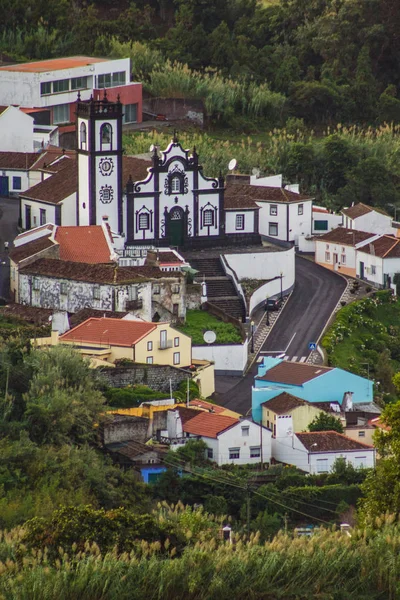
[[216, 256, 347, 415]]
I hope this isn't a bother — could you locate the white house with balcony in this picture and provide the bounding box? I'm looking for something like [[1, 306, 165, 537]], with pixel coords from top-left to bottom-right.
[[0, 56, 142, 128]]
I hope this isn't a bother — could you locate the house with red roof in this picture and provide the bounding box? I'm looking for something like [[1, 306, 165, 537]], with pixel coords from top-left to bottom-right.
[[356, 234, 400, 288], [167, 408, 272, 466], [272, 430, 375, 474], [58, 316, 192, 368]]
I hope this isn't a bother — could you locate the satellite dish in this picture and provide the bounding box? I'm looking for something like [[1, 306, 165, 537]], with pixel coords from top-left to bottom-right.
[[228, 158, 237, 171], [203, 330, 216, 345], [149, 144, 155, 152], [252, 167, 260, 177]]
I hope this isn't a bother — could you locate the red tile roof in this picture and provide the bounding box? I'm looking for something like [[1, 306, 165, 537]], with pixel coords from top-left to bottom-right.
[[342, 203, 389, 219], [296, 431, 374, 452], [123, 156, 151, 186], [258, 361, 332, 385], [316, 227, 374, 246], [60, 317, 156, 347], [20, 159, 77, 204], [0, 56, 108, 73], [158, 251, 184, 265], [224, 183, 311, 210], [189, 399, 225, 414], [183, 411, 238, 439], [69, 308, 128, 328], [54, 226, 113, 263], [0, 152, 40, 170], [261, 392, 311, 414], [19, 258, 167, 283], [358, 235, 400, 258]]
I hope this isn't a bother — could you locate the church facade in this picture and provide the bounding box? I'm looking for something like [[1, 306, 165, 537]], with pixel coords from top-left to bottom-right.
[[74, 95, 260, 248]]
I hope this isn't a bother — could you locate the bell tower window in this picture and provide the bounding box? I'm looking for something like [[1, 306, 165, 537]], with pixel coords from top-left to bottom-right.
[[100, 123, 112, 150], [80, 122, 87, 150]]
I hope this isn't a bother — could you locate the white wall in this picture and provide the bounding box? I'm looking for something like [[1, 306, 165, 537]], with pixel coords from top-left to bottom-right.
[[192, 340, 248, 375], [20, 199, 56, 229], [288, 201, 312, 243], [61, 193, 78, 226], [316, 240, 357, 270], [250, 174, 282, 187], [216, 418, 272, 466], [225, 210, 256, 234], [298, 236, 316, 253], [0, 107, 34, 152], [257, 201, 287, 240], [272, 435, 375, 473], [312, 208, 343, 234], [345, 211, 394, 235], [223, 247, 295, 285], [356, 250, 400, 287], [0, 58, 131, 108], [256, 199, 312, 242]]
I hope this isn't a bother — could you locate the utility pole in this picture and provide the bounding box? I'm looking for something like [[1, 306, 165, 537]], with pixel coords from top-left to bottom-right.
[[246, 484, 251, 537]]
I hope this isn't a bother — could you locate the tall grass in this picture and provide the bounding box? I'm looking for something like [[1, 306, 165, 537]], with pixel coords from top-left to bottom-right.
[[1, 517, 400, 599]]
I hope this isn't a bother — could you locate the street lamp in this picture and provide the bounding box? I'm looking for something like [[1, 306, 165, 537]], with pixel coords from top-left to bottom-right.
[[280, 272, 283, 300], [251, 320, 255, 354], [266, 296, 270, 326]]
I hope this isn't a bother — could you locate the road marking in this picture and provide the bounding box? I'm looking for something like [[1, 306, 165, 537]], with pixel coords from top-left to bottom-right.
[[284, 332, 297, 353], [283, 355, 289, 361], [257, 357, 263, 363], [299, 356, 307, 363], [292, 356, 298, 362]]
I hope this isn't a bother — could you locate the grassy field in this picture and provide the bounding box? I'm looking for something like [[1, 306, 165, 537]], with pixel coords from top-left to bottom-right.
[[177, 310, 242, 345], [322, 291, 400, 384]]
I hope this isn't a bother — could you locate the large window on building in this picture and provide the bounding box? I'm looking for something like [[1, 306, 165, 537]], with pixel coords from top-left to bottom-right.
[[12, 176, 21, 190], [71, 76, 88, 90], [173, 352, 180, 365], [316, 458, 329, 473], [229, 448, 240, 460], [270, 204, 278, 216], [53, 79, 70, 93], [269, 222, 278, 236], [40, 82, 51, 96], [53, 104, 70, 124], [112, 71, 126, 86], [39, 209, 46, 225], [314, 220, 328, 231], [124, 103, 138, 124], [100, 123, 112, 150], [98, 73, 112, 89], [139, 213, 150, 230]]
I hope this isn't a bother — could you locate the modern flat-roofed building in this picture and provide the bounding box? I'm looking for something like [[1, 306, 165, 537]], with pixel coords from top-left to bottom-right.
[[0, 56, 142, 128]]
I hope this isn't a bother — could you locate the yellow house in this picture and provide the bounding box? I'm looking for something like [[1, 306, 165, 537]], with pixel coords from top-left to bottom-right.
[[262, 392, 341, 437], [59, 317, 192, 368]]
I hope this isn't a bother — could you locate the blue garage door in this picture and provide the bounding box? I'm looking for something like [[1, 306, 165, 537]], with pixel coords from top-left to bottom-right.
[[0, 176, 9, 196]]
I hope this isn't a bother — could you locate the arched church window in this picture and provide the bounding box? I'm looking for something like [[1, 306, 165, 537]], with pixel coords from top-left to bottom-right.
[[80, 122, 87, 150], [171, 175, 181, 193], [203, 209, 214, 227], [100, 123, 112, 149]]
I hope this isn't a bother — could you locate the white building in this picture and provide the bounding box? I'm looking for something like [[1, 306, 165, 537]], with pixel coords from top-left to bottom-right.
[[315, 227, 376, 277], [356, 235, 400, 287], [168, 409, 272, 466], [342, 203, 397, 235], [272, 430, 375, 474], [0, 105, 58, 153], [0, 56, 142, 127], [312, 205, 343, 234]]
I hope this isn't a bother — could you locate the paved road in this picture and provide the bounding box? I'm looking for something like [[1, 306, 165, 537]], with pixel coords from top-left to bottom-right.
[[216, 256, 347, 415]]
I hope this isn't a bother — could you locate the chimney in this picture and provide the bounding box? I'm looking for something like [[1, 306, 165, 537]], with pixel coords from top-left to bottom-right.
[[342, 391, 353, 412]]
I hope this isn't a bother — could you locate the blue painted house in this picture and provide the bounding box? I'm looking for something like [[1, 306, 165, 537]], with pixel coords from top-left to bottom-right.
[[252, 357, 373, 423]]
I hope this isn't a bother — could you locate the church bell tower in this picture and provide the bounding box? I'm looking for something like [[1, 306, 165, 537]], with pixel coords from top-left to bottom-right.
[[76, 92, 123, 233]]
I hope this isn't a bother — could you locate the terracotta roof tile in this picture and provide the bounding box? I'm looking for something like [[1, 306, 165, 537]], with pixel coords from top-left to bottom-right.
[[9, 236, 56, 263], [189, 399, 225, 414], [0, 56, 108, 72], [296, 431, 374, 451], [316, 227, 374, 246], [358, 235, 400, 258], [19, 258, 167, 283], [261, 392, 310, 414], [123, 156, 151, 186], [224, 183, 311, 210], [20, 159, 76, 204], [258, 361, 332, 385], [342, 203, 389, 219], [54, 226, 113, 263], [0, 152, 40, 170], [0, 304, 53, 325], [175, 406, 201, 424], [69, 308, 128, 328], [60, 317, 156, 347], [183, 412, 238, 439], [157, 251, 184, 265]]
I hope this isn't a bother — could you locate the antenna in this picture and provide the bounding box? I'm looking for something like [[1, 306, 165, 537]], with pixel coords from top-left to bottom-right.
[[228, 158, 237, 171]]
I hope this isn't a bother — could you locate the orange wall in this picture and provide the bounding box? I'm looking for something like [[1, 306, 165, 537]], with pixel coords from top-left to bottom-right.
[[316, 260, 355, 278]]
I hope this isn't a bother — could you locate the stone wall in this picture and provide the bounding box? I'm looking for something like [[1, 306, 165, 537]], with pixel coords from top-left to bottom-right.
[[99, 363, 190, 393], [186, 283, 202, 309], [103, 415, 149, 444], [143, 97, 204, 126]]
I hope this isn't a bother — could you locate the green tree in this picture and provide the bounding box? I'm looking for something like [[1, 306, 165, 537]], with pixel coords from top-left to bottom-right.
[[23, 346, 105, 445], [308, 411, 344, 433]]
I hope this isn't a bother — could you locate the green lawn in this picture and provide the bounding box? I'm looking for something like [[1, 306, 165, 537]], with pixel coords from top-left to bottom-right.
[[177, 310, 242, 345]]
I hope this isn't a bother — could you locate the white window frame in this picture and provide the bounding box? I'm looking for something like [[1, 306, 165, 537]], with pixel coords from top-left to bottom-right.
[[171, 176, 181, 193], [269, 222, 278, 236], [236, 214, 245, 231], [147, 341, 153, 351], [316, 458, 329, 473], [93, 285, 100, 300], [203, 209, 214, 227], [250, 446, 261, 458], [139, 213, 150, 230], [173, 352, 180, 365], [371, 265, 376, 275], [241, 426, 249, 437], [53, 104, 70, 124], [229, 447, 240, 460], [325, 252, 331, 262], [147, 356, 154, 364], [341, 254, 346, 264], [298, 203, 304, 215], [270, 204, 278, 216], [174, 337, 179, 347]]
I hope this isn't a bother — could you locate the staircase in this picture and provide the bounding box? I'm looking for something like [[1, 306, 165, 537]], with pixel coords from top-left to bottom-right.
[[189, 257, 246, 322]]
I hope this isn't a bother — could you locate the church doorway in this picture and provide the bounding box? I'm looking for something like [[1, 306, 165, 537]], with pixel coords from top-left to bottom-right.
[[168, 206, 185, 246]]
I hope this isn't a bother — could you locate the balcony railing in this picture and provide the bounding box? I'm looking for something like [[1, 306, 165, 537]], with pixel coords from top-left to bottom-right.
[[158, 340, 173, 350]]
